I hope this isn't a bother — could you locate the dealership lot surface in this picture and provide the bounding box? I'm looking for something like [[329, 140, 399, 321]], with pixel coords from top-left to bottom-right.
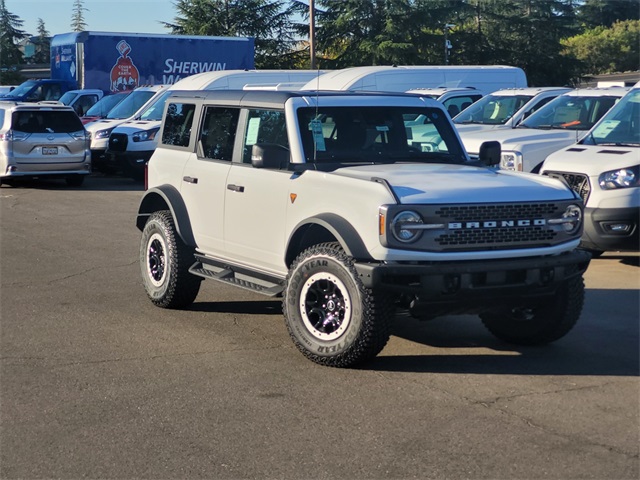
[[1, 176, 638, 479]]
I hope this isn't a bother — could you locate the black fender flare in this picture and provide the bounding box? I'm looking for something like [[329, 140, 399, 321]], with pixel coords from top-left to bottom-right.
[[285, 213, 372, 266], [136, 185, 197, 247]]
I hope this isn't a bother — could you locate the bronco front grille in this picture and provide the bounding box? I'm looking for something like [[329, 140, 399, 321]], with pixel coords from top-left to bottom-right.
[[545, 171, 591, 203], [383, 200, 580, 252]]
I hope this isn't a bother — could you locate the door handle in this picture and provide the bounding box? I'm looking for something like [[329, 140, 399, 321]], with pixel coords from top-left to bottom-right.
[[227, 184, 245, 192], [183, 176, 198, 184]]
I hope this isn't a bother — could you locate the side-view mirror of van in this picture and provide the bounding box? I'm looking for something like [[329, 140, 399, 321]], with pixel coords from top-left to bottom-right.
[[479, 141, 501, 166], [251, 143, 290, 169]]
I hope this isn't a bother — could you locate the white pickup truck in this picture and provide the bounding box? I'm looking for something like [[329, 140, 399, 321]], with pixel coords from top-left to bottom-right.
[[136, 90, 591, 367], [459, 86, 629, 173]]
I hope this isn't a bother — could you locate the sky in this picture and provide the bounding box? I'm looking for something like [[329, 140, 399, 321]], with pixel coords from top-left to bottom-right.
[[6, 0, 178, 37]]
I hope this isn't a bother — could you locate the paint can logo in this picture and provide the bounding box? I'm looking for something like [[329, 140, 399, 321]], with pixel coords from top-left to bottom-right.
[[109, 40, 140, 92]]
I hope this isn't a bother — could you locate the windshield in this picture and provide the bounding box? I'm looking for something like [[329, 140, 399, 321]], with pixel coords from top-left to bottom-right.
[[58, 92, 78, 105], [297, 106, 466, 164], [454, 94, 533, 125], [521, 94, 620, 131], [106, 90, 156, 119], [139, 90, 172, 121], [582, 89, 640, 146], [84, 93, 129, 117], [2, 80, 37, 98]]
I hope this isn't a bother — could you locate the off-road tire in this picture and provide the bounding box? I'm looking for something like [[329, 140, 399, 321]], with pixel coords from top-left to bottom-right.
[[480, 276, 585, 345], [283, 242, 394, 367], [140, 210, 201, 309]]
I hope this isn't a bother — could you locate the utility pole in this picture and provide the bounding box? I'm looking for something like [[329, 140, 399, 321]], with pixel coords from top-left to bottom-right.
[[309, 0, 316, 69], [444, 23, 455, 65]]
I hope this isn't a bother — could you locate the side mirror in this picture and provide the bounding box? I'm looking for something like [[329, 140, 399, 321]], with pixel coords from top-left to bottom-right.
[[251, 143, 290, 169], [479, 141, 501, 167]]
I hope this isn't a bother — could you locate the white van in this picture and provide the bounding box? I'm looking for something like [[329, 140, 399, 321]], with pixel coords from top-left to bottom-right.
[[106, 70, 327, 179], [406, 87, 485, 118], [85, 84, 170, 173], [300, 65, 527, 93], [541, 84, 639, 255]]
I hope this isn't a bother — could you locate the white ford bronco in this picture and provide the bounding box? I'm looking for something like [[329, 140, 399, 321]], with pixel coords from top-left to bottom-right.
[[136, 90, 591, 367]]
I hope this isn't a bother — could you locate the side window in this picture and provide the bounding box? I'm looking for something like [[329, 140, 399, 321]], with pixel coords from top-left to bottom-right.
[[199, 106, 240, 161], [242, 109, 288, 163], [161, 102, 196, 147]]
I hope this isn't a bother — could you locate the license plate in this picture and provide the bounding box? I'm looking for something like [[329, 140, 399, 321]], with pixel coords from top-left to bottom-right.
[[42, 147, 58, 155]]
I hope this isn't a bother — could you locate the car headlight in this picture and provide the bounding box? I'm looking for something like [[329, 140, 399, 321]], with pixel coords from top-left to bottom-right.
[[549, 204, 582, 234], [94, 128, 114, 139], [500, 151, 523, 171], [391, 211, 423, 243], [132, 127, 160, 143], [599, 165, 639, 190]]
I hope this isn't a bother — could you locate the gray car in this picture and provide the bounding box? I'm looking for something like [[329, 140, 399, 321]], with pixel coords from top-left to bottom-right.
[[0, 101, 91, 187]]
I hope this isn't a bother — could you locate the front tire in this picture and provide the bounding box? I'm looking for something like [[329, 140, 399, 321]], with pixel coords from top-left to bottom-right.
[[283, 242, 394, 367], [140, 210, 201, 309], [480, 276, 585, 345]]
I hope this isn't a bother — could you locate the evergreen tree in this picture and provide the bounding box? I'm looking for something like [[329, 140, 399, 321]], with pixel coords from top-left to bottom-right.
[[577, 0, 639, 28], [33, 18, 50, 64], [164, 0, 302, 68], [0, 0, 26, 75], [71, 0, 88, 32]]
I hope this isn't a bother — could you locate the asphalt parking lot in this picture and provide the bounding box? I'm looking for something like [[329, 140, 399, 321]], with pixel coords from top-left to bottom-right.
[[1, 175, 638, 479]]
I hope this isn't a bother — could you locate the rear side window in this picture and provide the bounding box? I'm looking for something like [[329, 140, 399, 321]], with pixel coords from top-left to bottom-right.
[[12, 110, 84, 133], [161, 102, 196, 147], [242, 109, 288, 163], [199, 106, 240, 161]]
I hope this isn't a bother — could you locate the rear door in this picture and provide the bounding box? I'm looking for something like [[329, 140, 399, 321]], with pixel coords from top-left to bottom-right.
[[11, 109, 86, 165]]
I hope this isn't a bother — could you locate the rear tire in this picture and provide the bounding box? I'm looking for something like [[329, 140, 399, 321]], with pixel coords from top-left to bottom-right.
[[480, 276, 585, 345], [283, 242, 394, 367], [140, 210, 201, 309], [66, 175, 85, 187]]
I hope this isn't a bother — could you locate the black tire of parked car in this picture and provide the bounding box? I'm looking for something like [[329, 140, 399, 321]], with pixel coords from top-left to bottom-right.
[[282, 242, 394, 368], [140, 210, 201, 309], [66, 175, 85, 187], [480, 276, 585, 345]]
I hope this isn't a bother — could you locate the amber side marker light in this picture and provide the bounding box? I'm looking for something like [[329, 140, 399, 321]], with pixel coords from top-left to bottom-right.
[[379, 213, 385, 236]]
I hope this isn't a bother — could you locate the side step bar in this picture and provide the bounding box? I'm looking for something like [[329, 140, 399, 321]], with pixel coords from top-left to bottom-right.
[[189, 256, 285, 297]]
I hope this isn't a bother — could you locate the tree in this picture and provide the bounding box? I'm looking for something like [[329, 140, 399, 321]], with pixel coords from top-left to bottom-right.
[[0, 0, 26, 83], [164, 0, 303, 68], [577, 0, 640, 28], [71, 0, 88, 32], [562, 19, 640, 74], [33, 18, 50, 64]]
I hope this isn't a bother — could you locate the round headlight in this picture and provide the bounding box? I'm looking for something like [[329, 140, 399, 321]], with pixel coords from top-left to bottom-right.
[[391, 211, 423, 243], [561, 204, 582, 234]]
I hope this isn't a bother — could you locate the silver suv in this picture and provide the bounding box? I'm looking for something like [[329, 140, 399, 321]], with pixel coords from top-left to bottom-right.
[[0, 101, 90, 187]]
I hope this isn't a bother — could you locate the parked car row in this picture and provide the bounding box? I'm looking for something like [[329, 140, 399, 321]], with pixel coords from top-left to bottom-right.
[[1, 67, 637, 254]]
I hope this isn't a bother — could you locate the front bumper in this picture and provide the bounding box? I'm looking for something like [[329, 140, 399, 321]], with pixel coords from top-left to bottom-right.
[[354, 250, 591, 310], [106, 150, 153, 176], [581, 206, 639, 252]]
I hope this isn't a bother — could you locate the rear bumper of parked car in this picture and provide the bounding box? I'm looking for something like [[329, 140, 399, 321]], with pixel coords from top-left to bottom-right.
[[1, 157, 91, 178]]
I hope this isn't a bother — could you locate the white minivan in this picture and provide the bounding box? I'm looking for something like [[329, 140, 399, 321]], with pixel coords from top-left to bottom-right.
[[106, 70, 327, 179], [541, 84, 640, 255]]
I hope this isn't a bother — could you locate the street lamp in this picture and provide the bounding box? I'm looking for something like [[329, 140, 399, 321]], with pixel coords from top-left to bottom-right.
[[444, 23, 455, 65]]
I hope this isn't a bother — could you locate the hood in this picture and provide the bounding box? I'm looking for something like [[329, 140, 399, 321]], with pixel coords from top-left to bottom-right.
[[331, 163, 575, 204], [112, 120, 161, 135], [84, 118, 128, 132], [543, 144, 640, 177], [461, 128, 581, 154], [454, 124, 509, 135]]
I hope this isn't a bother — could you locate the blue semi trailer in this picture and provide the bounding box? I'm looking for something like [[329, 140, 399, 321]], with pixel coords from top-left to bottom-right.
[[49, 31, 255, 93]]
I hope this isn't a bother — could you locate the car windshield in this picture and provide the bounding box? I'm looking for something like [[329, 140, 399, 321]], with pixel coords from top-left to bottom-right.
[[58, 92, 78, 105], [297, 106, 467, 164], [454, 94, 533, 125], [85, 93, 129, 117], [139, 91, 172, 121], [2, 80, 37, 98], [106, 90, 156, 119], [520, 94, 620, 131], [582, 89, 640, 146], [12, 110, 84, 133]]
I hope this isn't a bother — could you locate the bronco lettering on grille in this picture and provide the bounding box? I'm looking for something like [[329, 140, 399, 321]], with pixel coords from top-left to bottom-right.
[[448, 219, 547, 229]]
